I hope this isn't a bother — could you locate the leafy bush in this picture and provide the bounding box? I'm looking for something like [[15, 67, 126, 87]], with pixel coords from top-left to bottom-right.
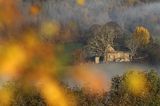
[[2, 70, 160, 106], [107, 70, 160, 106]]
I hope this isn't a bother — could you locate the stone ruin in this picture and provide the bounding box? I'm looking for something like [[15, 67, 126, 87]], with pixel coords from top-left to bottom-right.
[[105, 45, 131, 62], [95, 45, 131, 63]]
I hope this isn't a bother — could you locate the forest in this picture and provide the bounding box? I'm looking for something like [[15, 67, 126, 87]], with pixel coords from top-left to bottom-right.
[[0, 0, 160, 106]]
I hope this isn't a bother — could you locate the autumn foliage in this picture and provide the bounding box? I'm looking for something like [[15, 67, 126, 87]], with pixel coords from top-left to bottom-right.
[[133, 26, 150, 46]]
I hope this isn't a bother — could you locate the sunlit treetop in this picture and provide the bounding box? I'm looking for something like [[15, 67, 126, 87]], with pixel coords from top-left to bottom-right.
[[133, 26, 150, 45]]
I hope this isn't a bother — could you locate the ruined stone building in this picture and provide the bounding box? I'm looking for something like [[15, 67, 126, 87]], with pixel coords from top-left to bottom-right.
[[94, 45, 131, 63], [105, 45, 131, 62]]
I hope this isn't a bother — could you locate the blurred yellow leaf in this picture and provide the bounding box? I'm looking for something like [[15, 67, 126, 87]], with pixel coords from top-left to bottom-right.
[[0, 88, 13, 106], [76, 0, 85, 6], [0, 0, 21, 26], [40, 21, 60, 37], [73, 65, 110, 94], [124, 70, 149, 96], [29, 5, 41, 16], [0, 44, 27, 78], [37, 76, 72, 106]]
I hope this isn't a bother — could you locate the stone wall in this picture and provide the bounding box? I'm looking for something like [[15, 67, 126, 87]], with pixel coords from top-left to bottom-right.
[[95, 57, 100, 64], [106, 52, 131, 62]]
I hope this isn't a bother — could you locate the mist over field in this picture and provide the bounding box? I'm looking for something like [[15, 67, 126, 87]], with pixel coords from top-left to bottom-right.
[[64, 63, 160, 88]]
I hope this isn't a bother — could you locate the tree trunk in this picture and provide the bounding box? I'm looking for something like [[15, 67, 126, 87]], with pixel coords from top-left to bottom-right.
[[104, 48, 107, 63]]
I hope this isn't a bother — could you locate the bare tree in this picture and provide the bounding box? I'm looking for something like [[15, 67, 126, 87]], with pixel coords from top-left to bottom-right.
[[86, 32, 109, 57], [86, 22, 122, 58], [126, 38, 139, 57], [102, 22, 122, 45]]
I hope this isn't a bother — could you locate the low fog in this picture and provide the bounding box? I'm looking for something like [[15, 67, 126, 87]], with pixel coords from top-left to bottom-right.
[[20, 0, 160, 36]]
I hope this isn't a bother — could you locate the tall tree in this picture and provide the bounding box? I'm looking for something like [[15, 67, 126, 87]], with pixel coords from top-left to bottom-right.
[[126, 38, 139, 57], [86, 22, 122, 58], [133, 26, 150, 46], [126, 26, 150, 57], [102, 22, 122, 45]]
